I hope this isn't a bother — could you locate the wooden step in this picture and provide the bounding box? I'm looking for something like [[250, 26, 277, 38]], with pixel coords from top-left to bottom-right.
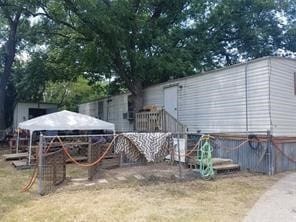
[[213, 163, 240, 171], [212, 158, 233, 166], [11, 160, 33, 170], [3, 152, 29, 161], [195, 158, 233, 166]]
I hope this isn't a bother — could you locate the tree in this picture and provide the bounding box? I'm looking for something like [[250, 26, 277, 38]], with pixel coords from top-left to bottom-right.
[[38, 0, 294, 115], [43, 77, 107, 111], [282, 0, 296, 54], [1, 0, 295, 129], [0, 0, 90, 128], [13, 53, 50, 102], [35, 0, 196, 113], [187, 0, 287, 67], [0, 0, 39, 129], [0, 1, 23, 129]]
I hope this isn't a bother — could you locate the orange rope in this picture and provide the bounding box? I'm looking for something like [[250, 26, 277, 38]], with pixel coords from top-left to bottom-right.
[[215, 139, 250, 152], [185, 137, 202, 157], [45, 136, 60, 153], [57, 135, 118, 167], [21, 166, 38, 192], [22, 135, 117, 191], [21, 137, 56, 192], [273, 141, 296, 163], [184, 136, 264, 158], [170, 135, 211, 159], [214, 137, 267, 152]]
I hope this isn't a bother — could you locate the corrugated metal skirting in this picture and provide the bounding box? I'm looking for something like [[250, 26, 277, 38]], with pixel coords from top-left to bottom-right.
[[212, 137, 270, 174], [273, 140, 296, 173], [211, 136, 296, 174]]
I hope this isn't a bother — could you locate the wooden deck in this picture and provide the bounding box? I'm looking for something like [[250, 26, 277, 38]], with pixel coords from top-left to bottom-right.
[[135, 109, 186, 133]]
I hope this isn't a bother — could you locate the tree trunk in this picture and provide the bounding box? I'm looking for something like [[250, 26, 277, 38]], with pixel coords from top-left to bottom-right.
[[0, 19, 19, 129], [0, 87, 6, 129], [130, 81, 144, 131], [132, 89, 144, 114], [131, 81, 144, 113]]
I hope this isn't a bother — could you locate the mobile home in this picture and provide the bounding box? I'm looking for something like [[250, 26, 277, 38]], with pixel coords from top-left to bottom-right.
[[79, 56, 296, 174], [79, 57, 296, 136], [13, 102, 58, 129]]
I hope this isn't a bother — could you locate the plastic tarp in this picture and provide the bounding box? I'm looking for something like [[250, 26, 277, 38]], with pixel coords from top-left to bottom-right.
[[18, 110, 115, 132]]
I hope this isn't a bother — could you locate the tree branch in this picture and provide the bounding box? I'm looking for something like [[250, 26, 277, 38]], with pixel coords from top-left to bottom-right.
[[1, 7, 13, 24], [112, 50, 135, 94], [64, 0, 105, 36], [102, 0, 111, 7]]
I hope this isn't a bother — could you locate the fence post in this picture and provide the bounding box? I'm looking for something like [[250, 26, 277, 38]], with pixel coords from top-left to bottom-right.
[[87, 136, 93, 180], [38, 133, 44, 195], [177, 131, 182, 179], [267, 130, 274, 175]]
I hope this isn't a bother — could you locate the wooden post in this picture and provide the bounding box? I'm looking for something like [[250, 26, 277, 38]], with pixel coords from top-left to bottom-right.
[[16, 129, 19, 153], [163, 109, 166, 132], [267, 130, 274, 175], [38, 133, 44, 195], [88, 137, 93, 180], [184, 132, 188, 162], [28, 131, 33, 165]]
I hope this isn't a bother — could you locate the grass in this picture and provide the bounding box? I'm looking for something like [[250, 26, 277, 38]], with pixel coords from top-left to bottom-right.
[[0, 148, 282, 222], [0, 149, 37, 218]]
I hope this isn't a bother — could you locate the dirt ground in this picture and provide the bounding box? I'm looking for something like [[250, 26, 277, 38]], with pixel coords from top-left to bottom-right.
[[0, 147, 283, 222]]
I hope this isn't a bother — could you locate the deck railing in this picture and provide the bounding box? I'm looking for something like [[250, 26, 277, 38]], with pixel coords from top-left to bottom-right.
[[135, 109, 186, 133]]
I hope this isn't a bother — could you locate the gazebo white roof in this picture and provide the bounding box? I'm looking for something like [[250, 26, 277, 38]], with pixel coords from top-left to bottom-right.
[[18, 110, 115, 132]]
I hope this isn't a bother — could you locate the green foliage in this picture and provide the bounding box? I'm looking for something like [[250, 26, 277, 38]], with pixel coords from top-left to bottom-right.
[[282, 0, 296, 53], [39, 0, 296, 94], [13, 53, 49, 102], [187, 0, 286, 68], [42, 0, 196, 92], [0, 0, 296, 121], [43, 77, 107, 111]]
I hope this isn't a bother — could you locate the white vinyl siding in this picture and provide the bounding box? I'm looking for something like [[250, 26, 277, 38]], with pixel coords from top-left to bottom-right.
[[13, 103, 57, 129], [270, 58, 296, 136], [178, 65, 247, 133], [245, 60, 271, 132], [79, 94, 133, 132], [78, 101, 98, 118], [143, 59, 271, 133], [143, 85, 164, 107], [106, 94, 133, 132], [79, 57, 296, 136]]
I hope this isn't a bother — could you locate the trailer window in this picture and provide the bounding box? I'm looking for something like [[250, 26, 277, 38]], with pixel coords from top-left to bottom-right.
[[28, 108, 47, 119]]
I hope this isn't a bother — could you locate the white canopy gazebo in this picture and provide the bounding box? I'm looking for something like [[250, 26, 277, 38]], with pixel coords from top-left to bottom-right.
[[17, 110, 115, 164]]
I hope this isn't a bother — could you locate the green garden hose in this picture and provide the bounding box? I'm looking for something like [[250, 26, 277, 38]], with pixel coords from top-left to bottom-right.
[[198, 135, 214, 180]]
